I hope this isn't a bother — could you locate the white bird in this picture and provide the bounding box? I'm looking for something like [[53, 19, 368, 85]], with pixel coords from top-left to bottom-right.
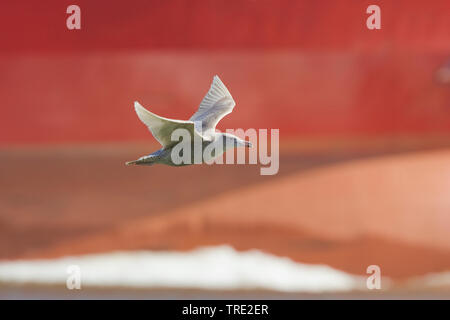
[[126, 75, 252, 166]]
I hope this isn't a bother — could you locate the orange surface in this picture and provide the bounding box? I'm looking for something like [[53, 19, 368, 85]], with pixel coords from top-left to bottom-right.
[[2, 143, 450, 280]]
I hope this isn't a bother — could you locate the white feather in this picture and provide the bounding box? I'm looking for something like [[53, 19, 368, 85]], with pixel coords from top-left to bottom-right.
[[190, 75, 236, 134], [134, 101, 204, 148]]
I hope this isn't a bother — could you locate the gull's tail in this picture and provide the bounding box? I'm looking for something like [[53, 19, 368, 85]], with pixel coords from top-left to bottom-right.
[[125, 155, 155, 166]]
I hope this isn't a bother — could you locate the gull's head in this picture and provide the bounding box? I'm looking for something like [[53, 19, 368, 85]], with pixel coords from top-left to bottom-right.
[[220, 133, 252, 149], [233, 136, 253, 148]]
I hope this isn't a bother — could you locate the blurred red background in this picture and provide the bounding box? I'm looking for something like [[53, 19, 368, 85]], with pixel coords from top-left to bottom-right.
[[0, 0, 449, 145]]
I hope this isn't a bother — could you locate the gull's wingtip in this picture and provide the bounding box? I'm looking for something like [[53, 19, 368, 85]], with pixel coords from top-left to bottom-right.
[[134, 101, 149, 116]]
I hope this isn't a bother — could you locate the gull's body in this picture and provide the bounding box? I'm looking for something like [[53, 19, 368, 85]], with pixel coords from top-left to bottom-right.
[[126, 75, 251, 166]]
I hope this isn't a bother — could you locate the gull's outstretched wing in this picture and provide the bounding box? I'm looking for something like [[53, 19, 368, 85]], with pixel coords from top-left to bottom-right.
[[189, 75, 236, 134], [134, 102, 204, 148]]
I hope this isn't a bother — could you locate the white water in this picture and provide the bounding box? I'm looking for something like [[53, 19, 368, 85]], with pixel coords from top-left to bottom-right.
[[0, 245, 364, 292]]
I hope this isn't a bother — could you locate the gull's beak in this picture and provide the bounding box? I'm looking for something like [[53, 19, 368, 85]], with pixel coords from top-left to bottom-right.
[[245, 141, 253, 148]]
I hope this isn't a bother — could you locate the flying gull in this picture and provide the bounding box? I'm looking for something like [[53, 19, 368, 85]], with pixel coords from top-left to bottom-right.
[[126, 75, 252, 166]]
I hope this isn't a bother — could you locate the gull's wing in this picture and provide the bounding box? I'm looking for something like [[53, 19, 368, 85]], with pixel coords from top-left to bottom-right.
[[189, 75, 236, 134], [134, 101, 204, 148]]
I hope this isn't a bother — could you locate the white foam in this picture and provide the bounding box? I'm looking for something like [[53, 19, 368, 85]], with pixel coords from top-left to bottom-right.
[[407, 271, 450, 288], [0, 245, 364, 292]]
